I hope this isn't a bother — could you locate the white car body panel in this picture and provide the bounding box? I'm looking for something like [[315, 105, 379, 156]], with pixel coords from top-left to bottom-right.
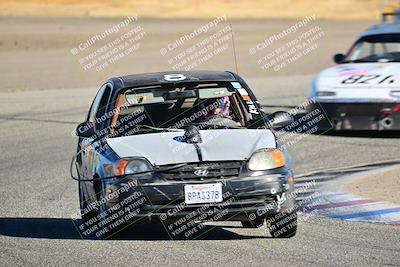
[[310, 63, 400, 103], [106, 129, 276, 166]]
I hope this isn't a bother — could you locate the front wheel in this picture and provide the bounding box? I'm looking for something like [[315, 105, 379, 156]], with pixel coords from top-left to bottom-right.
[[268, 211, 297, 238]]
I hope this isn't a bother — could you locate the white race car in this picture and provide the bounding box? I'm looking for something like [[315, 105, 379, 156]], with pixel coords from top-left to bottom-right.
[[310, 11, 400, 130]]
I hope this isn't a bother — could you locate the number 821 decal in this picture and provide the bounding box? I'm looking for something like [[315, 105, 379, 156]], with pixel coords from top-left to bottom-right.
[[341, 74, 395, 84]]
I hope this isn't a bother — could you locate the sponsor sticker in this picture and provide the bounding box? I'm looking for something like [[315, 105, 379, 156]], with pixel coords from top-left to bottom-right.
[[231, 82, 242, 89]]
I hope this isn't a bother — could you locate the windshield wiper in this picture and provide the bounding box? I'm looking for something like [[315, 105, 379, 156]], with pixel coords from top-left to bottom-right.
[[190, 122, 243, 129], [135, 125, 184, 132]]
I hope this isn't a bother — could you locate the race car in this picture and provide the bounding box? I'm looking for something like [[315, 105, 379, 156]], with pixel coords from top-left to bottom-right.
[[309, 11, 400, 130], [72, 71, 297, 239]]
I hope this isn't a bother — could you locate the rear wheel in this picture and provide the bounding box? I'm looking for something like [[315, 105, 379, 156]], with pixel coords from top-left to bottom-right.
[[268, 211, 297, 238]]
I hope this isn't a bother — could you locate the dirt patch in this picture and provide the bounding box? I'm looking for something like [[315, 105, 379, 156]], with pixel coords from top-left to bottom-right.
[[0, 17, 371, 91], [0, 0, 387, 20], [341, 166, 400, 205]]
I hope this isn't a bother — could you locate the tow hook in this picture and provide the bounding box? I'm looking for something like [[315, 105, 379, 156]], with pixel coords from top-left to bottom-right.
[[379, 104, 400, 129]]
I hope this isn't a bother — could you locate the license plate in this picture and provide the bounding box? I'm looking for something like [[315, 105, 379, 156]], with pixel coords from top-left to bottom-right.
[[184, 183, 223, 204]]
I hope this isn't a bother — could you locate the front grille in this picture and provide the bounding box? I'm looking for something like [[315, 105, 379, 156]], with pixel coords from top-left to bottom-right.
[[160, 161, 243, 181]]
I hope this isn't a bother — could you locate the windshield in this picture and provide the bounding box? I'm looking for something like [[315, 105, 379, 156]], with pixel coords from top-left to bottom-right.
[[108, 82, 263, 137], [344, 34, 400, 63]]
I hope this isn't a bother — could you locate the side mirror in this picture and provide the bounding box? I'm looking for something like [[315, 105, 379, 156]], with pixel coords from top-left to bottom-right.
[[76, 122, 96, 138], [333, 53, 345, 64], [269, 111, 294, 129]]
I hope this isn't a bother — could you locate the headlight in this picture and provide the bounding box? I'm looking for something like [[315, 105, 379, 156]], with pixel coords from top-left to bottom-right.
[[248, 149, 285, 171], [113, 158, 152, 176], [316, 91, 336, 96]]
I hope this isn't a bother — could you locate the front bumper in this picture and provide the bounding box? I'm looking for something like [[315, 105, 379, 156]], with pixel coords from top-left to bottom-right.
[[310, 102, 400, 130], [103, 172, 296, 223]]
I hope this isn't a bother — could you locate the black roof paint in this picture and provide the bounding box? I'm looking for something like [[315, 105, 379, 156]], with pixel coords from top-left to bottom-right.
[[110, 70, 237, 89]]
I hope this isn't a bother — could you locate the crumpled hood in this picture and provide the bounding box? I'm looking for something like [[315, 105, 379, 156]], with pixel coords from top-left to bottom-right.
[[310, 63, 400, 103], [106, 129, 276, 166]]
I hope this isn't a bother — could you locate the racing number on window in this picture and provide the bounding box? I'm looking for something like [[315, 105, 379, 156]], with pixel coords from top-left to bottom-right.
[[341, 75, 394, 84]]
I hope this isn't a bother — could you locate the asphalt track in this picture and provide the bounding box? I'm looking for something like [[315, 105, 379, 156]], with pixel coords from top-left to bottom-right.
[[0, 77, 400, 266], [1, 18, 400, 266]]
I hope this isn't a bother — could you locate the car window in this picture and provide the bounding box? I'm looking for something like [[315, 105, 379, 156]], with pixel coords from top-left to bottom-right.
[[87, 84, 109, 122], [345, 34, 400, 62], [95, 85, 111, 119], [108, 82, 263, 137]]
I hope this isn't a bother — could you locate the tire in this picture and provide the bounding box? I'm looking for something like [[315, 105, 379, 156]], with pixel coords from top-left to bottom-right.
[[241, 217, 265, 228], [268, 211, 297, 238], [96, 189, 126, 239], [79, 182, 96, 223]]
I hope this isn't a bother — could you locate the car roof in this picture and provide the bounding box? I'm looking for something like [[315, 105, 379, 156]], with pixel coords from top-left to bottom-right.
[[113, 71, 237, 89], [360, 22, 400, 37]]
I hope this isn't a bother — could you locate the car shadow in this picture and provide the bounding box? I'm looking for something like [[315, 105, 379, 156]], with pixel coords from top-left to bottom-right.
[[314, 130, 400, 138], [0, 217, 268, 241]]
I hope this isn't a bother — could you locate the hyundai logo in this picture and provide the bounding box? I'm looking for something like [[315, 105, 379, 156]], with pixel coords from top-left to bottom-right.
[[194, 169, 209, 176]]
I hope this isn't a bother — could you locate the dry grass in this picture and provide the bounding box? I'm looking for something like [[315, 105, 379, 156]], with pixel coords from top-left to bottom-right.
[[0, 0, 394, 20]]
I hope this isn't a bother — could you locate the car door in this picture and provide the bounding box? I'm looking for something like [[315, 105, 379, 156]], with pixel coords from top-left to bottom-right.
[[80, 83, 111, 203], [89, 83, 113, 178]]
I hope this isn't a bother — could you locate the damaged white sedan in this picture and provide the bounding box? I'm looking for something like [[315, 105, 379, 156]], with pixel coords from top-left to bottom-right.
[[72, 71, 297, 238]]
